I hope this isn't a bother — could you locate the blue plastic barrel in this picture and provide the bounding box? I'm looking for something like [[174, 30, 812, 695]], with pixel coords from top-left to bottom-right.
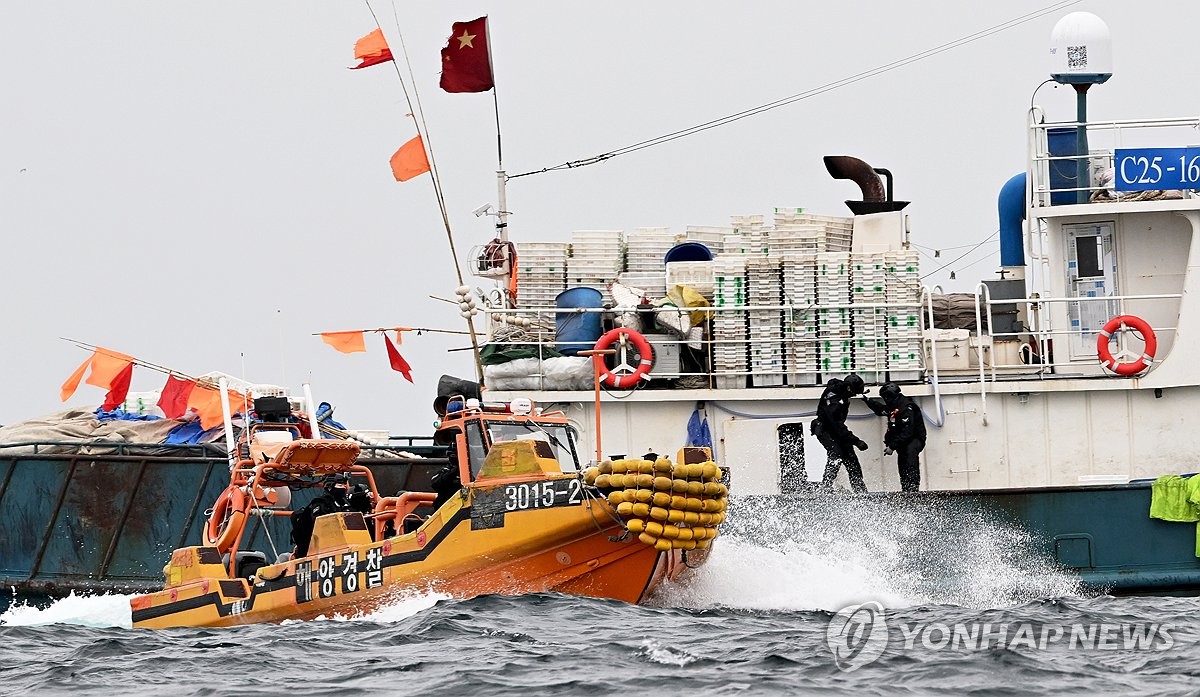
[[663, 242, 713, 263], [1047, 127, 1083, 206], [555, 287, 604, 356]]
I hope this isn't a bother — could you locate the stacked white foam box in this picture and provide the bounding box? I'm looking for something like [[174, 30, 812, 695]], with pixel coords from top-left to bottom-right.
[[515, 242, 568, 308], [712, 254, 748, 389], [567, 230, 623, 306], [746, 256, 785, 387], [782, 252, 819, 385], [685, 225, 732, 250], [625, 227, 675, 272], [665, 260, 715, 298], [620, 227, 672, 299], [884, 249, 923, 380], [816, 252, 853, 378], [721, 232, 751, 255], [851, 253, 888, 384], [775, 210, 855, 252], [730, 214, 768, 255]]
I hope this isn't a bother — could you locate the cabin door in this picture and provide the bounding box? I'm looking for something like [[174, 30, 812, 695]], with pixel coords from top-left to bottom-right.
[[1064, 222, 1118, 360]]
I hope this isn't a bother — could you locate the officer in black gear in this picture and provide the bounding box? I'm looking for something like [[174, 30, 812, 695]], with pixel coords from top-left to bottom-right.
[[812, 373, 869, 493], [864, 382, 926, 492]]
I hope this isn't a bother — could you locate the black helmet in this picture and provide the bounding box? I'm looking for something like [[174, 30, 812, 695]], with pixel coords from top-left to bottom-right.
[[879, 382, 902, 403], [843, 373, 865, 395]]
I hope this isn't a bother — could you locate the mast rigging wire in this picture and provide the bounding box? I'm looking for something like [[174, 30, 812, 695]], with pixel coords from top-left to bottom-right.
[[509, 0, 1083, 180]]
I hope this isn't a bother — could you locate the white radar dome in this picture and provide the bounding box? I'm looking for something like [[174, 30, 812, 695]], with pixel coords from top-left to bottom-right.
[[1049, 12, 1112, 84]]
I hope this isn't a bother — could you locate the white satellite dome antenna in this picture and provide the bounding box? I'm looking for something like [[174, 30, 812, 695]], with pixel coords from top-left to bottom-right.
[[1048, 12, 1113, 204], [1049, 12, 1113, 85]]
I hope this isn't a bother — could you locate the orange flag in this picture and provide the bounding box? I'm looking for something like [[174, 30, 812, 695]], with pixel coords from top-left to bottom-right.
[[351, 28, 393, 70], [187, 385, 245, 430], [390, 135, 431, 182], [60, 356, 93, 401], [320, 331, 367, 354], [61, 347, 135, 402], [85, 348, 134, 389]]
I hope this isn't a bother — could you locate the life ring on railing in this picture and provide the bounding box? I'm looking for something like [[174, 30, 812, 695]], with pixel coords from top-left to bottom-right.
[[1096, 314, 1157, 376], [593, 328, 654, 389], [205, 485, 247, 554]]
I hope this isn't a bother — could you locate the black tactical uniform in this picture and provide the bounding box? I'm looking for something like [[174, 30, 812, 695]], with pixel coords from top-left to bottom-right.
[[812, 373, 869, 493], [865, 383, 926, 492]]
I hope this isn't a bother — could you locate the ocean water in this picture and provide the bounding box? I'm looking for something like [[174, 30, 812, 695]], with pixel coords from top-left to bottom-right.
[[3, 496, 1198, 696]]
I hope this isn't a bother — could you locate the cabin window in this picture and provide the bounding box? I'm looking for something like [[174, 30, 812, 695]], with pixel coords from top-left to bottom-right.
[[466, 422, 487, 478], [777, 422, 808, 493], [485, 422, 580, 473], [1064, 221, 1118, 359]]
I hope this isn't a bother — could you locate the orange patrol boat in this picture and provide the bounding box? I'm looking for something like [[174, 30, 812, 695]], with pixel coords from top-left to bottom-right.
[[130, 394, 728, 628]]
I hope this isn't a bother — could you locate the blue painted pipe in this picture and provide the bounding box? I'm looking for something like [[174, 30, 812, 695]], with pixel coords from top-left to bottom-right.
[[998, 172, 1026, 267]]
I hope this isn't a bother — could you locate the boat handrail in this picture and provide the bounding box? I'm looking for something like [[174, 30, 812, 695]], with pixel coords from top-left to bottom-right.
[[1027, 113, 1200, 208]]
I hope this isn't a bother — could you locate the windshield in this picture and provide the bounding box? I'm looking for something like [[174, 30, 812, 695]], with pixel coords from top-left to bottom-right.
[[486, 422, 580, 473]]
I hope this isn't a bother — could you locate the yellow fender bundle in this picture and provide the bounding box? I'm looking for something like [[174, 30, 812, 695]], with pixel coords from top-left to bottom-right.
[[582, 455, 728, 551]]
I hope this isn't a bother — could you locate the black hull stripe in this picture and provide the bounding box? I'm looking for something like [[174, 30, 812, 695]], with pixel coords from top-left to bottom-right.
[[134, 505, 475, 624]]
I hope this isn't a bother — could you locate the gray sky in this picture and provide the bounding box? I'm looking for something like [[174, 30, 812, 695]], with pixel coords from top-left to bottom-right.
[[3, 1, 1198, 432]]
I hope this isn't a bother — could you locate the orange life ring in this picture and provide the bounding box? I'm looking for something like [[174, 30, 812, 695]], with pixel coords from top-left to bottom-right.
[[205, 485, 247, 554], [1096, 314, 1157, 376], [593, 328, 654, 389]]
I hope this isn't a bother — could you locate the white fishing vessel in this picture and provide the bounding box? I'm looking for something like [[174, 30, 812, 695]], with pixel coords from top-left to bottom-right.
[[474, 13, 1200, 593]]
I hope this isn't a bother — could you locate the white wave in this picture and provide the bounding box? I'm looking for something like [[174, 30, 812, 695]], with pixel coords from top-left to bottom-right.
[[0, 592, 133, 629], [311, 587, 451, 624], [637, 639, 699, 666], [651, 494, 1083, 612]]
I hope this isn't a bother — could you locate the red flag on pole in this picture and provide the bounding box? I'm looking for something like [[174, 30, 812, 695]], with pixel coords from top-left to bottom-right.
[[439, 17, 494, 93], [158, 375, 196, 419], [389, 135, 431, 182], [383, 333, 413, 383], [351, 28, 393, 70], [101, 363, 134, 412]]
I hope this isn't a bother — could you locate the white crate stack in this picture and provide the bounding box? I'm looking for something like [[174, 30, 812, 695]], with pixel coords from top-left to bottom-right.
[[851, 253, 888, 383], [775, 210, 854, 252], [885, 250, 923, 378], [567, 230, 623, 305], [620, 227, 672, 299], [712, 254, 749, 388], [781, 252, 819, 385], [684, 225, 732, 250], [746, 256, 785, 387], [721, 232, 752, 255], [730, 214, 768, 255], [514, 241, 568, 309], [816, 252, 853, 377]]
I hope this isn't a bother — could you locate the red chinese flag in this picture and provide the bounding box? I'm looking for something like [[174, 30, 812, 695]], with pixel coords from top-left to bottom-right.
[[101, 363, 134, 412], [440, 17, 494, 93], [351, 28, 393, 70], [389, 135, 431, 182], [158, 375, 196, 419], [383, 333, 413, 383]]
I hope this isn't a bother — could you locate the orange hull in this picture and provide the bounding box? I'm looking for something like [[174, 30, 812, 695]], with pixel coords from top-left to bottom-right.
[[131, 482, 707, 628]]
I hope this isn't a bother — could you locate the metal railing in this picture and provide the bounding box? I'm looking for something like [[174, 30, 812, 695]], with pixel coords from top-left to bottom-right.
[[1027, 110, 1200, 208]]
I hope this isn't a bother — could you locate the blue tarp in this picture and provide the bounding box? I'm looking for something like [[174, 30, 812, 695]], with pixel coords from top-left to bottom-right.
[[164, 420, 221, 445], [94, 407, 162, 422]]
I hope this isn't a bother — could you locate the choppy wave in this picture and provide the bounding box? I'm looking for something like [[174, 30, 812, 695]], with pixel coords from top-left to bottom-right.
[[4, 493, 1183, 695]]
